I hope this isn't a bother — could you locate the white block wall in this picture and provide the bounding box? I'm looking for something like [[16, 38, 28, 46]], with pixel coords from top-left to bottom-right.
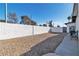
[[0, 23, 33, 40], [76, 16, 79, 39], [33, 26, 50, 34], [50, 27, 63, 32], [0, 22, 63, 40]]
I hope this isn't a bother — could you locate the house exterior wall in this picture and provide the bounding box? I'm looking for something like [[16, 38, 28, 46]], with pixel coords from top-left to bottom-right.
[[50, 27, 63, 33], [76, 16, 79, 38], [75, 4, 79, 39], [0, 22, 63, 40], [66, 23, 75, 33], [72, 3, 78, 16]]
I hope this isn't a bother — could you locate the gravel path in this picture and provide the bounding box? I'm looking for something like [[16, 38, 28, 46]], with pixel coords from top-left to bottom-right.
[[0, 33, 66, 56]]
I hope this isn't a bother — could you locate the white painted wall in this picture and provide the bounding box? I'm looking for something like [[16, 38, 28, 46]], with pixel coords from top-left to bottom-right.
[[0, 22, 33, 40], [76, 16, 79, 39], [66, 23, 75, 33], [0, 22, 63, 40], [33, 26, 50, 34], [50, 27, 63, 33]]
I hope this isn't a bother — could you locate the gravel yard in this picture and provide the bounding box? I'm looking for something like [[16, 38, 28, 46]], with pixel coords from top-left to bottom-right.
[[0, 33, 66, 56]]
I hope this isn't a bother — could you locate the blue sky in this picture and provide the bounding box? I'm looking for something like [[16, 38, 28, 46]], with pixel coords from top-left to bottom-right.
[[0, 3, 73, 27], [0, 3, 5, 20]]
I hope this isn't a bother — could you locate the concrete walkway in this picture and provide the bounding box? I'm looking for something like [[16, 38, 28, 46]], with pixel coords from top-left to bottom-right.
[[55, 34, 79, 56]]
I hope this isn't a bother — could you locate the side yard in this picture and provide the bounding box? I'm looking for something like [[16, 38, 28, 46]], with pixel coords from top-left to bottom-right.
[[0, 33, 66, 56]]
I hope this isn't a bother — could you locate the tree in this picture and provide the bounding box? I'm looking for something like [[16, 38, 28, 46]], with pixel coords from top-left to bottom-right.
[[39, 24, 42, 26], [0, 20, 6, 22], [7, 13, 17, 23], [57, 25, 60, 27], [31, 20, 37, 25], [20, 16, 37, 25], [43, 24, 47, 27], [67, 16, 71, 22], [48, 20, 53, 27]]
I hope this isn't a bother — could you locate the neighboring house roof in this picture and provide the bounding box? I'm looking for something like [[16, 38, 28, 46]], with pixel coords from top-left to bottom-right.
[[65, 22, 75, 25], [65, 3, 78, 25]]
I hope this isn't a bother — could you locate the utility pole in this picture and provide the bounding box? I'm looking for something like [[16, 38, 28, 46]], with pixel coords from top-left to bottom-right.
[[5, 3, 7, 23]]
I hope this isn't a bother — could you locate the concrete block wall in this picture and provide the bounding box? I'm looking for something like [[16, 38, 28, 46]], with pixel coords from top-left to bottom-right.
[[51, 27, 63, 33], [0, 22, 63, 40], [33, 26, 50, 35]]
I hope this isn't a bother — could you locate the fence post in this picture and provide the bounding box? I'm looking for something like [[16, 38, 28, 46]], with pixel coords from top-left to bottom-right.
[[32, 25, 34, 35]]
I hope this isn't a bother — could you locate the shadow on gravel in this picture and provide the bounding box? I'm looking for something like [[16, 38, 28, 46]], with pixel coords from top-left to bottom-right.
[[21, 33, 67, 56]]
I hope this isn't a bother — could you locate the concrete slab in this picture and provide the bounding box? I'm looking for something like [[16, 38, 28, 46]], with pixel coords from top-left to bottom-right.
[[55, 34, 79, 56], [43, 53, 59, 56]]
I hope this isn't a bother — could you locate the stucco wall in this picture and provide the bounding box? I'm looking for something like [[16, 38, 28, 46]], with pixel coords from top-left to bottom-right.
[[66, 23, 75, 33], [50, 27, 63, 33], [76, 16, 79, 39], [0, 22, 63, 40]]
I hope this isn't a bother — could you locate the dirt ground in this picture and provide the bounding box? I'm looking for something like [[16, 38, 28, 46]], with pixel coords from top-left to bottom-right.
[[0, 33, 66, 56]]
